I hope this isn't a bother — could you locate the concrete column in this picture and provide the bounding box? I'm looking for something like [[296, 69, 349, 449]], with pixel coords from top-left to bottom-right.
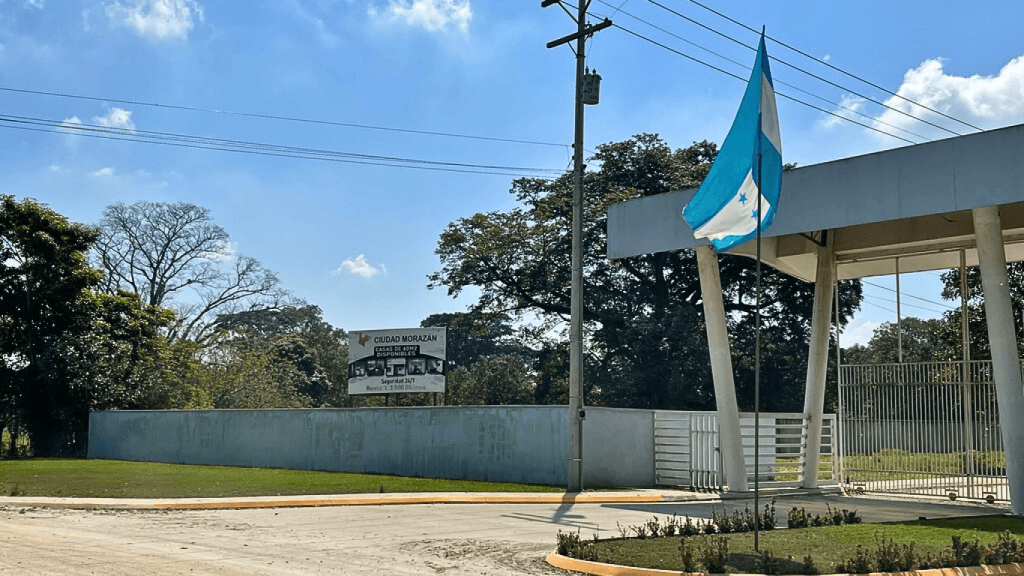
[[973, 206, 1024, 514], [801, 241, 836, 488], [696, 245, 748, 492]]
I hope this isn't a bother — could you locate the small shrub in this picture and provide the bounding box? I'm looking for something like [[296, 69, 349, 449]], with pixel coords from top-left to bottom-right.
[[645, 516, 662, 538], [701, 519, 718, 535], [696, 536, 729, 573], [760, 499, 777, 530], [616, 522, 629, 539], [873, 535, 917, 572], [843, 508, 862, 524], [827, 504, 844, 526], [664, 515, 678, 537], [802, 554, 819, 575], [758, 549, 786, 575], [556, 529, 599, 562], [632, 523, 649, 539], [679, 537, 699, 572], [788, 506, 810, 529], [951, 535, 983, 567], [838, 544, 874, 574], [680, 516, 700, 537]]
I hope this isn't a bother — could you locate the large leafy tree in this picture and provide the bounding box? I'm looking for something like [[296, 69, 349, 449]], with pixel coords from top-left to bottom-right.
[[430, 134, 862, 412], [212, 305, 349, 407], [1, 197, 177, 455], [939, 263, 1024, 360]]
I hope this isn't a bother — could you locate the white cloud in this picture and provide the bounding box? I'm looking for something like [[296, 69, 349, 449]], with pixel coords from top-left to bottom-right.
[[59, 115, 84, 147], [843, 319, 880, 347], [369, 0, 471, 33], [93, 107, 136, 131], [90, 166, 115, 177], [823, 94, 866, 128], [104, 0, 204, 41], [289, 0, 340, 48], [871, 55, 1024, 138], [334, 254, 386, 278]]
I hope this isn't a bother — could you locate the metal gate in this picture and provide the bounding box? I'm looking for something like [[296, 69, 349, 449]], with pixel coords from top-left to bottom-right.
[[654, 411, 721, 490], [654, 411, 836, 490], [839, 360, 1008, 502]]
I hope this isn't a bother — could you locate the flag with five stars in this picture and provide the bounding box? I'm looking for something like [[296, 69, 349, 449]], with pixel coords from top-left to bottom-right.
[[683, 32, 782, 251]]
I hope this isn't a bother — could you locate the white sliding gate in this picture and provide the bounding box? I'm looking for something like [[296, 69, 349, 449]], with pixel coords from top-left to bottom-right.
[[654, 410, 836, 490], [839, 360, 1009, 503]]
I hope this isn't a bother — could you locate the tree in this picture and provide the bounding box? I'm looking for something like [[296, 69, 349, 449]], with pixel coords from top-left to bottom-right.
[[420, 311, 529, 371], [1, 196, 176, 455], [445, 354, 536, 406], [842, 317, 958, 365], [430, 134, 862, 412], [94, 201, 289, 343], [213, 305, 349, 406], [940, 264, 1024, 360]]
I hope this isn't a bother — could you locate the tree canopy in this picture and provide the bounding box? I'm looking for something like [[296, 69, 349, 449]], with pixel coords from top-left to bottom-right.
[[95, 201, 290, 343], [430, 134, 863, 412]]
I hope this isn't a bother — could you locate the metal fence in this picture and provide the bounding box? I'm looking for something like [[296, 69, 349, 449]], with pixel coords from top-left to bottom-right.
[[654, 410, 836, 491], [839, 360, 1008, 503]]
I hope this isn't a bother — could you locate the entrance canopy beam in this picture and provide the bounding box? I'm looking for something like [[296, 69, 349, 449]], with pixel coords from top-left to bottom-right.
[[608, 123, 1024, 281]]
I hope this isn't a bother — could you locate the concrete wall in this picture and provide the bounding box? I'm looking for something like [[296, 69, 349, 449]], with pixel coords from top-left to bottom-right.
[[582, 407, 655, 487], [88, 406, 656, 488]]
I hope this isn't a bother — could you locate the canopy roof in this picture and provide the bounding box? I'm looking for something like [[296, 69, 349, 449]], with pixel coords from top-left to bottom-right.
[[607, 123, 1024, 281]]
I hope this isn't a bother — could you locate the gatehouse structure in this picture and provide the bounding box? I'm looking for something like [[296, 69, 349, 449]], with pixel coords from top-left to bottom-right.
[[607, 123, 1024, 514]]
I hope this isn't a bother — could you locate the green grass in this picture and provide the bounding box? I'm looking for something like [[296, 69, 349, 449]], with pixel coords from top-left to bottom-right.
[[0, 458, 564, 498], [844, 449, 1006, 482], [584, 517, 1024, 574]]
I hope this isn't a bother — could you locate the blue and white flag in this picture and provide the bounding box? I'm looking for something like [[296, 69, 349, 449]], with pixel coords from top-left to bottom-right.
[[683, 33, 782, 252]]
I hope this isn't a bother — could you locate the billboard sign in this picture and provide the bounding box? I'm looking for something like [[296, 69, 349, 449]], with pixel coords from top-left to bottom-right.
[[348, 327, 446, 395]]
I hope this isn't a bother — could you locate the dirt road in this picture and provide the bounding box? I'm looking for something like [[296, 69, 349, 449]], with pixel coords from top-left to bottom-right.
[[1, 495, 1000, 575]]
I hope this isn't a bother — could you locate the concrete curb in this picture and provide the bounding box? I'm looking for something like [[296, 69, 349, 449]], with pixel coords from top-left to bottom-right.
[[546, 552, 1024, 576], [0, 490, 718, 511]]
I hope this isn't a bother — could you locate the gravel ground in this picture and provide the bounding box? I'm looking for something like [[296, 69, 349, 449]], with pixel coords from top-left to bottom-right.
[[0, 494, 1003, 575]]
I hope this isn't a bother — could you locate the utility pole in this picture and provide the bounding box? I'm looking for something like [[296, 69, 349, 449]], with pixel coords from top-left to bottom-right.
[[542, 0, 611, 492]]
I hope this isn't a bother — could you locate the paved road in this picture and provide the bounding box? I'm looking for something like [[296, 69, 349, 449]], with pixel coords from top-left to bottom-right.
[[0, 494, 1004, 575]]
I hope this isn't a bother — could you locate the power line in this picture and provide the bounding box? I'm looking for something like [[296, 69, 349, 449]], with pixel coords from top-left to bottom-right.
[[645, 0, 963, 138], [862, 300, 896, 314], [603, 20, 917, 144], [862, 279, 956, 309], [593, 0, 930, 142], [862, 292, 949, 315], [0, 85, 569, 150], [681, 0, 985, 133], [0, 114, 566, 178]]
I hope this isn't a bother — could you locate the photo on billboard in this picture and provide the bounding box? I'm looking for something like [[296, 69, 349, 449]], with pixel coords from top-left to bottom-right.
[[347, 327, 446, 395]]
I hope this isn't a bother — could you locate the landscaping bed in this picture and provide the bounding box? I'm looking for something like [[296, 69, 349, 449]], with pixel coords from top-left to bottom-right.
[[554, 503, 1024, 574]]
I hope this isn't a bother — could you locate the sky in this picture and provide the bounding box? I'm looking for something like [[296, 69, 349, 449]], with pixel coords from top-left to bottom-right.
[[1, 0, 1022, 347]]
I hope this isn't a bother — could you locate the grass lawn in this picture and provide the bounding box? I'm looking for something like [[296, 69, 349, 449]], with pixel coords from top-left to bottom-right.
[[843, 450, 1006, 482], [584, 516, 1024, 574], [0, 458, 563, 498]]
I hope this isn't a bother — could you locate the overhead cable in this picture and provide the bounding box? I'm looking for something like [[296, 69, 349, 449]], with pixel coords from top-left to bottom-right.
[[593, 0, 929, 142], [0, 114, 565, 178], [0, 86, 568, 149], [607, 22, 916, 144], [645, 0, 962, 138], [681, 0, 985, 132]]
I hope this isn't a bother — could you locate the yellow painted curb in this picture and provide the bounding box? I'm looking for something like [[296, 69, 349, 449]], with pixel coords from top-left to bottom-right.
[[3, 492, 664, 511], [546, 552, 1024, 576]]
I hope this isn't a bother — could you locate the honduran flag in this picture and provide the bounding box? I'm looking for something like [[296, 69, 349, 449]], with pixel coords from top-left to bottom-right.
[[683, 32, 782, 252]]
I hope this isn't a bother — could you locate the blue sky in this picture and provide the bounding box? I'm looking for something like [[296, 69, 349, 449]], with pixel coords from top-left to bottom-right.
[[1, 0, 1022, 346]]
